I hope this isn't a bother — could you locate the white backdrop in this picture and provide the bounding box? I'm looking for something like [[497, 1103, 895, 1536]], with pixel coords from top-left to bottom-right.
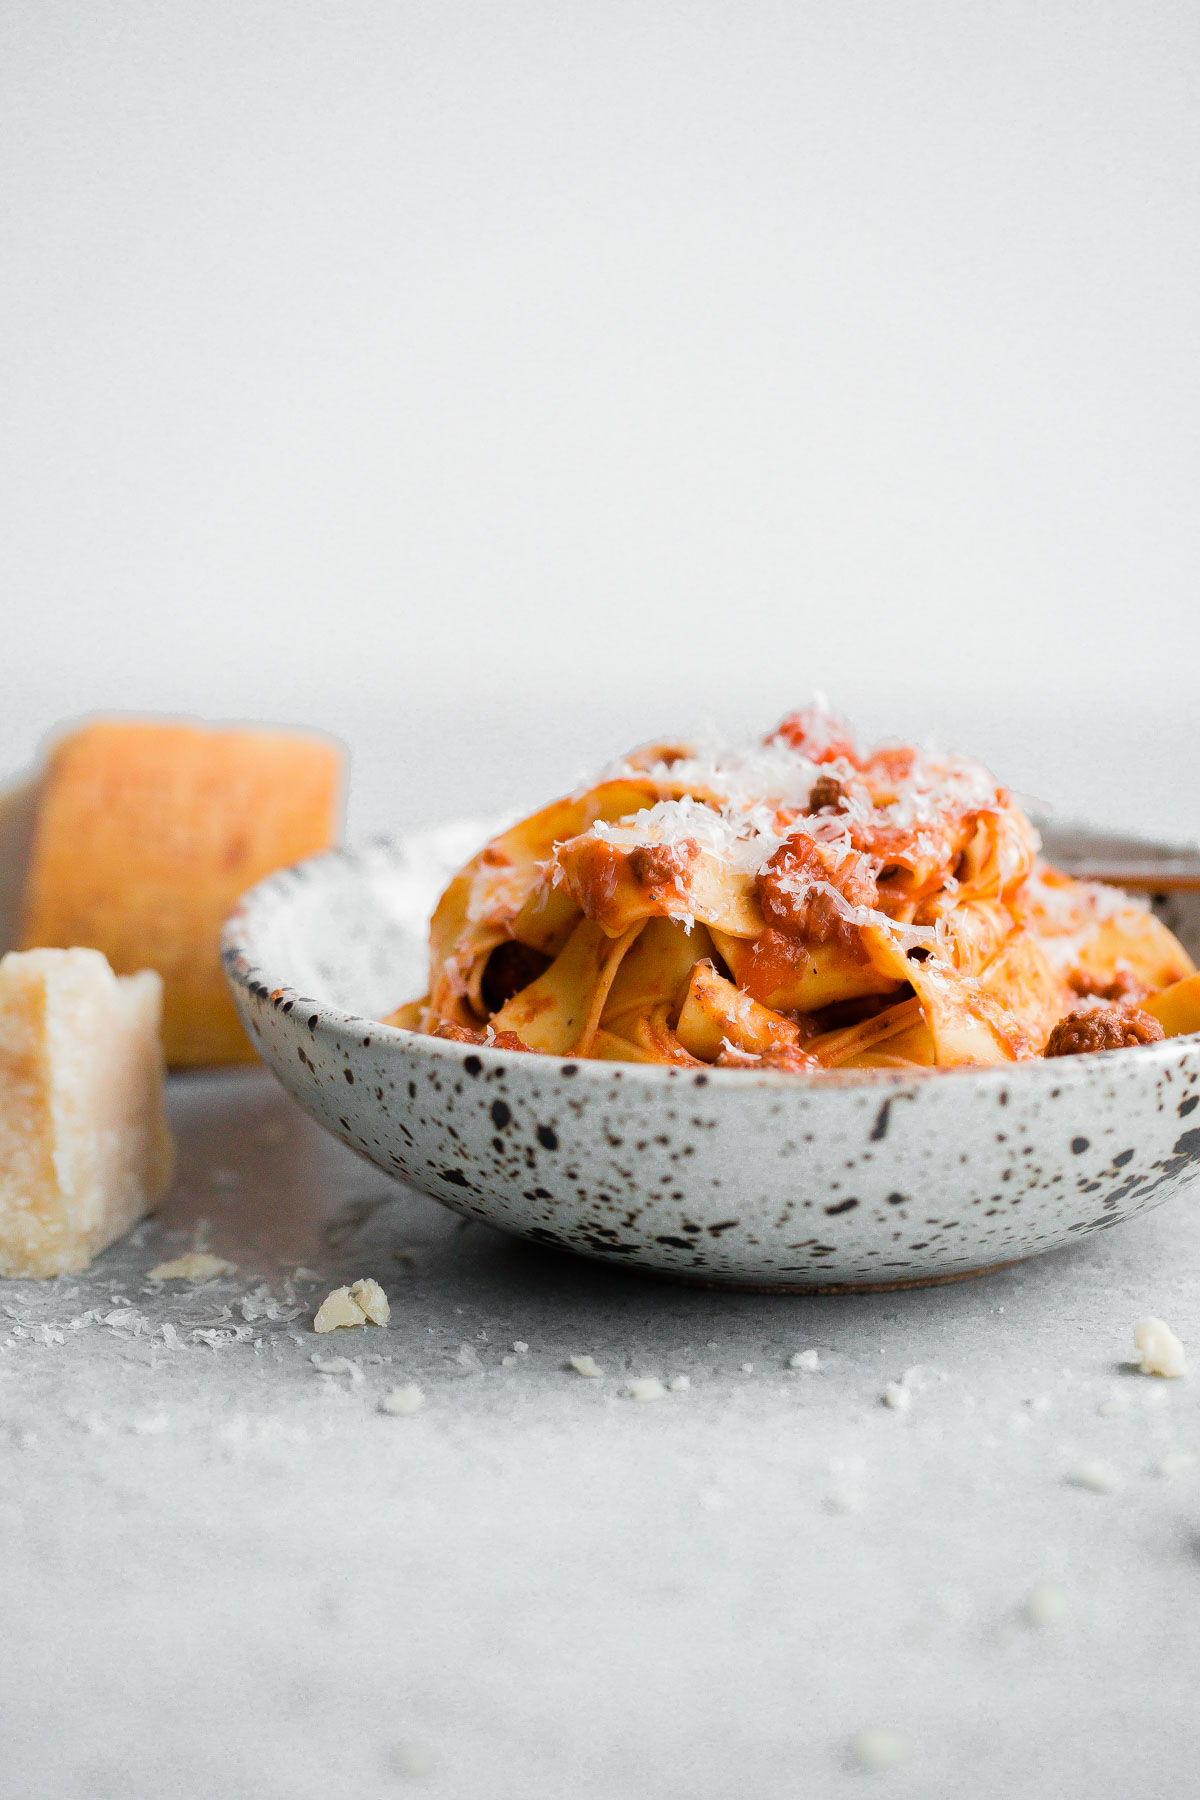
[[2, 1, 1197, 834]]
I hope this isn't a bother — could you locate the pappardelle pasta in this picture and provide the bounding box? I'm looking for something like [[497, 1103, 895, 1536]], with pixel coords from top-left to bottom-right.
[[388, 703, 1199, 1072]]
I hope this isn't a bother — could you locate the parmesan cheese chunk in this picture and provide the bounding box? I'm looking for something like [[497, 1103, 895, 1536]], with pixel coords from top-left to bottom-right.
[[0, 947, 173, 1278], [349, 1277, 391, 1325], [17, 718, 344, 1066], [313, 1287, 364, 1332], [568, 1354, 602, 1378], [1134, 1317, 1187, 1379], [313, 1277, 391, 1333]]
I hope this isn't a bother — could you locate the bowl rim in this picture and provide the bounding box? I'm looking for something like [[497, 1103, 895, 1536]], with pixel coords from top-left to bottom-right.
[[221, 833, 1200, 1096]]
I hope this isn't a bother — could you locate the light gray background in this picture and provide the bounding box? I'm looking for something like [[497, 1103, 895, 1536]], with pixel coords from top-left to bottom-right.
[[2, 0, 1198, 785], [1, 6, 1199, 1797]]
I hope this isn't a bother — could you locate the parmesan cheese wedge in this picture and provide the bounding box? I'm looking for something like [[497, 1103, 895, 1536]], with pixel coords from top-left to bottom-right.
[[0, 947, 174, 1278], [17, 718, 344, 1065]]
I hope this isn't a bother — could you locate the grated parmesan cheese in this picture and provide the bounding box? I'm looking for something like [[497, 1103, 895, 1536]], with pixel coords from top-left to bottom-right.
[[380, 1383, 423, 1416], [568, 1354, 602, 1378], [147, 1252, 236, 1283], [563, 709, 1023, 969], [310, 1353, 364, 1383]]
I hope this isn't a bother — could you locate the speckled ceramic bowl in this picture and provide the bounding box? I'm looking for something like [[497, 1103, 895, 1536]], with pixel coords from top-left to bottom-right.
[[222, 824, 1200, 1290]]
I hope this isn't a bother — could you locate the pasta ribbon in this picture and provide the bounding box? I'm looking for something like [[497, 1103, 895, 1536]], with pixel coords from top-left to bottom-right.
[[391, 704, 1195, 1073]]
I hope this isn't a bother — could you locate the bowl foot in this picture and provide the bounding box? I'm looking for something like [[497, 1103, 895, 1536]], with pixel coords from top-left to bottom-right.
[[618, 1255, 1029, 1295]]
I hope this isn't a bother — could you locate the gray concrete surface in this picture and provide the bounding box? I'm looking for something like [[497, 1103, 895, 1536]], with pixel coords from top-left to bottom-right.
[[2, 1060, 1199, 1800], [2, 700, 1198, 1798]]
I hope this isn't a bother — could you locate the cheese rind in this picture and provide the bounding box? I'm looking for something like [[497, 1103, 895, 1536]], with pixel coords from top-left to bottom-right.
[[0, 948, 174, 1278], [18, 718, 344, 1065]]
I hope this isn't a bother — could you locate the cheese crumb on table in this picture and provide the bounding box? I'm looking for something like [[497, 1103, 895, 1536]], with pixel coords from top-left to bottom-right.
[[625, 1377, 666, 1402], [568, 1355, 602, 1378], [0, 947, 174, 1278], [1065, 1458, 1120, 1494], [848, 1728, 912, 1771], [310, 1353, 364, 1383], [387, 1741, 438, 1776], [512, 1340, 529, 1354], [313, 1278, 390, 1333], [348, 1277, 390, 1325], [1154, 1451, 1196, 1479], [380, 1384, 423, 1416], [1024, 1582, 1068, 1626], [147, 1252, 235, 1282], [667, 1374, 690, 1392], [789, 1349, 821, 1372], [1097, 1393, 1130, 1418], [1134, 1317, 1187, 1379], [882, 1381, 911, 1412]]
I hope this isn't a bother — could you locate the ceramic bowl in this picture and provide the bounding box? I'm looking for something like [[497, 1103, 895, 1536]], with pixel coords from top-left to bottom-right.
[[222, 823, 1200, 1291]]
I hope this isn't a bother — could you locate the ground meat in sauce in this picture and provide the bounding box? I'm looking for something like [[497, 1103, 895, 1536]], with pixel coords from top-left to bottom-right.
[[566, 839, 622, 914], [480, 940, 552, 1014], [1043, 1002, 1164, 1058], [629, 840, 696, 889], [807, 775, 845, 813], [1069, 968, 1145, 1003], [715, 1041, 820, 1073], [757, 832, 879, 953], [432, 1020, 530, 1052], [740, 927, 807, 1000]]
